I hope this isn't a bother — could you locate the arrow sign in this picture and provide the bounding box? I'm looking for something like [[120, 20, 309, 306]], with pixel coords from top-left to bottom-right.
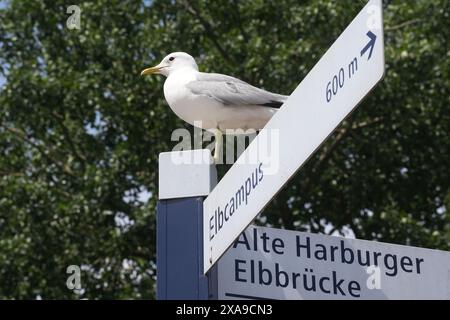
[[360, 31, 377, 60], [203, 0, 385, 274]]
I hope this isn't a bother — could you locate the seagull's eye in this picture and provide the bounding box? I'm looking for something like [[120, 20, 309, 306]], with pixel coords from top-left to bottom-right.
[[169, 57, 175, 61]]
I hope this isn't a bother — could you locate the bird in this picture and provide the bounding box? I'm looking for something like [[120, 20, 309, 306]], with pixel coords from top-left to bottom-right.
[[140, 52, 287, 162]]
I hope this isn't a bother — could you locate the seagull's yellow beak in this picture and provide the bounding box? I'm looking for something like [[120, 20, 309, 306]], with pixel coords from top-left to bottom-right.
[[140, 65, 162, 76]]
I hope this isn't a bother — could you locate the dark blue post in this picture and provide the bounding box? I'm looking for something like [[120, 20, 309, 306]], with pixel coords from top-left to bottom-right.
[[156, 150, 217, 300]]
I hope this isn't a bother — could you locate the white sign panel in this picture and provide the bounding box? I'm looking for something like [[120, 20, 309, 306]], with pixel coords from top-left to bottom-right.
[[218, 226, 450, 300], [204, 0, 385, 273]]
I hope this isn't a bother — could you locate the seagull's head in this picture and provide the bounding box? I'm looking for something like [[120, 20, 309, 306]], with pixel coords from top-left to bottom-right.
[[141, 52, 198, 77]]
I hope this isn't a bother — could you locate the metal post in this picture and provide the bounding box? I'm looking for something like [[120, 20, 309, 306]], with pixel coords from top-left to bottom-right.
[[156, 150, 217, 300]]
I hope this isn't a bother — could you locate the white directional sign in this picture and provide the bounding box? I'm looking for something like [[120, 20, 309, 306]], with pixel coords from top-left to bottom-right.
[[203, 0, 385, 273], [218, 226, 450, 300]]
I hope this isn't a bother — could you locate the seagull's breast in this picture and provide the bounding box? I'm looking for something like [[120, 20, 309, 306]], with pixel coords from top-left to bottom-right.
[[163, 69, 197, 107], [164, 69, 221, 129]]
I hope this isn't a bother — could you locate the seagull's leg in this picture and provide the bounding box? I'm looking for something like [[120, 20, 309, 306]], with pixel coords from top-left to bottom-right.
[[213, 129, 223, 163]]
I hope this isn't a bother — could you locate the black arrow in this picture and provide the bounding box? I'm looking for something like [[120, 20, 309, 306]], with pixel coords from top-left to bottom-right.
[[360, 31, 376, 60]]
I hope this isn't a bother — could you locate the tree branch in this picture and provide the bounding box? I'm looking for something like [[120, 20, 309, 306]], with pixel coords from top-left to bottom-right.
[[0, 170, 24, 177], [51, 111, 87, 163], [181, 1, 234, 65], [0, 124, 77, 178], [297, 117, 356, 205], [386, 18, 421, 32], [312, 115, 381, 179], [351, 117, 382, 130], [317, 120, 354, 170]]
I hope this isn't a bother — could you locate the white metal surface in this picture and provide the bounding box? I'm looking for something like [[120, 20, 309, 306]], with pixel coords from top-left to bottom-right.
[[159, 149, 217, 199], [204, 0, 385, 273], [218, 225, 450, 300]]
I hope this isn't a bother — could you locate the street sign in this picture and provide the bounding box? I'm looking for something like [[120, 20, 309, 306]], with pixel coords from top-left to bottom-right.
[[218, 225, 450, 300], [203, 0, 385, 273]]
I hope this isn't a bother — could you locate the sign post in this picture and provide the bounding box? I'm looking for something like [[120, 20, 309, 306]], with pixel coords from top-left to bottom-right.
[[157, 150, 217, 299], [203, 0, 385, 274], [156, 0, 449, 301], [218, 226, 450, 300]]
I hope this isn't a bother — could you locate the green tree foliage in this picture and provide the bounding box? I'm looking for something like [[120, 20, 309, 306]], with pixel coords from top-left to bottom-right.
[[0, 0, 448, 299]]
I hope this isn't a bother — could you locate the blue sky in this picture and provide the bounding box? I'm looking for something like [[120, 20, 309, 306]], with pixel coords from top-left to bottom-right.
[[0, 1, 7, 87], [0, 0, 7, 64]]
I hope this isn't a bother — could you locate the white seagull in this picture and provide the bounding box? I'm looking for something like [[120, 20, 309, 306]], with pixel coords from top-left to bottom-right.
[[141, 52, 287, 162]]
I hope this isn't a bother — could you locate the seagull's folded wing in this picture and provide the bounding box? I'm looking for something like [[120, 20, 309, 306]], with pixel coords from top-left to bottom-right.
[[186, 72, 288, 108]]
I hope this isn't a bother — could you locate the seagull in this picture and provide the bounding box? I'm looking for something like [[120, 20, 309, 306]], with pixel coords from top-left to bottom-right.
[[141, 52, 287, 162]]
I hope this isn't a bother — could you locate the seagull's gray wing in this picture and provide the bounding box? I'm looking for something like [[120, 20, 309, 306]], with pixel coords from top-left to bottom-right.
[[186, 72, 288, 108]]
